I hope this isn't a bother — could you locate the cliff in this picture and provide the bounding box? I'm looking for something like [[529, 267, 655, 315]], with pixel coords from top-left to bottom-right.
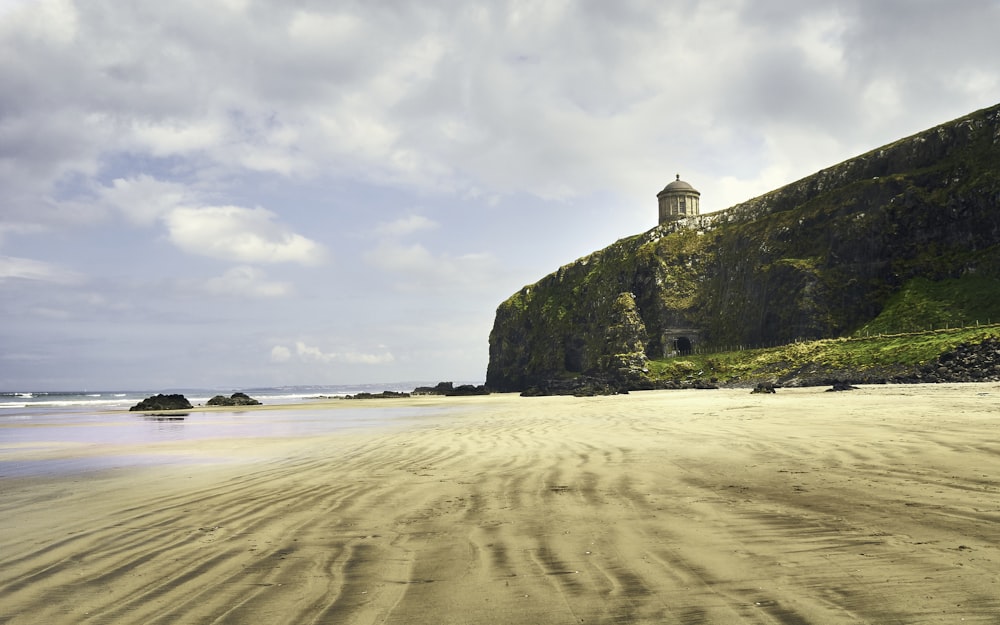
[[487, 103, 1000, 392]]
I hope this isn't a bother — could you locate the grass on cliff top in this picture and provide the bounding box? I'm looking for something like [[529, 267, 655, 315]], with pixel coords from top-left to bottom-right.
[[647, 325, 1000, 384]]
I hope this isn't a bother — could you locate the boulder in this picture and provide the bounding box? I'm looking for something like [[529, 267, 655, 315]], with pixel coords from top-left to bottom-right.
[[345, 391, 410, 399], [826, 381, 859, 392], [206, 392, 261, 406], [412, 382, 454, 395], [521, 375, 624, 397], [750, 382, 777, 394], [413, 382, 490, 396], [130, 394, 193, 411], [445, 384, 490, 396]]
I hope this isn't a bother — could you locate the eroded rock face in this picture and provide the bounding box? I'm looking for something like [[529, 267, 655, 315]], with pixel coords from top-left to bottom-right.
[[130, 394, 193, 411], [601, 293, 650, 387], [487, 103, 1000, 392]]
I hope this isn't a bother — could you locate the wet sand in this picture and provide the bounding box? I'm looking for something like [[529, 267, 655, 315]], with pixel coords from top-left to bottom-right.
[[1, 385, 999, 624]]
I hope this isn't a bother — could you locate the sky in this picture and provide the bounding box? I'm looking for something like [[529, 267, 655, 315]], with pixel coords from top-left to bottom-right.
[[2, 0, 999, 391]]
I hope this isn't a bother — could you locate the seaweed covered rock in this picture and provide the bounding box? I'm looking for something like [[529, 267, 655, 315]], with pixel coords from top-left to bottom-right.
[[206, 392, 261, 406], [345, 391, 411, 399], [445, 384, 490, 396], [412, 382, 455, 395], [130, 394, 193, 411], [413, 382, 491, 396]]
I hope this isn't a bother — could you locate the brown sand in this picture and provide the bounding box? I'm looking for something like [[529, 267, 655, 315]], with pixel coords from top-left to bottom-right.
[[2, 385, 999, 624]]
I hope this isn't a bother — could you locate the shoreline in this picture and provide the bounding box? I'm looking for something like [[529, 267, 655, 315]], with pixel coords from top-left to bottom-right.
[[2, 384, 999, 623]]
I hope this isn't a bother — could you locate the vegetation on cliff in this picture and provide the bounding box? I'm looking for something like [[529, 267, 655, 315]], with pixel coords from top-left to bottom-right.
[[488, 103, 1000, 392], [649, 326, 1000, 387]]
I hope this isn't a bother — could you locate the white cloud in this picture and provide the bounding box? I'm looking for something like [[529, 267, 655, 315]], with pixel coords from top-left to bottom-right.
[[164, 205, 325, 265], [0, 222, 45, 245], [4, 0, 999, 232], [8, 0, 78, 45], [129, 118, 226, 158], [375, 214, 438, 238], [366, 214, 502, 292], [202, 266, 293, 298], [99, 175, 192, 227], [0, 0, 32, 18], [287, 10, 360, 45], [0, 255, 84, 284], [291, 341, 395, 365], [88, 176, 325, 266], [294, 341, 328, 362], [366, 238, 501, 293], [341, 350, 396, 365], [270, 345, 291, 363]]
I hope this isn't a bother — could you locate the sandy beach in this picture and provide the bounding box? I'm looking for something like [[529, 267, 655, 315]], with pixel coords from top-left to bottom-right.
[[1, 385, 999, 624]]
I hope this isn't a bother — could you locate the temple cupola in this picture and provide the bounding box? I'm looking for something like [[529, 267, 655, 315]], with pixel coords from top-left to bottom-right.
[[657, 174, 700, 224]]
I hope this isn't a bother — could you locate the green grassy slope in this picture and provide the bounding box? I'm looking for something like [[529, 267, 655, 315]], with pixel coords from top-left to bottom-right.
[[648, 325, 1000, 386]]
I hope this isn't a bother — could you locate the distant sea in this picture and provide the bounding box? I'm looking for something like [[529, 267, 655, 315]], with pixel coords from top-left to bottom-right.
[[1, 383, 480, 479], [0, 383, 461, 416]]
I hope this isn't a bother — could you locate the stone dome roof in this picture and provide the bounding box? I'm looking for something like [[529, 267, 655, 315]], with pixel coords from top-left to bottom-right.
[[658, 174, 700, 196]]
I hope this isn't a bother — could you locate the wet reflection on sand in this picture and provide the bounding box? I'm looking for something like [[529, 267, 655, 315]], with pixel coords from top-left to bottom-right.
[[0, 405, 439, 477]]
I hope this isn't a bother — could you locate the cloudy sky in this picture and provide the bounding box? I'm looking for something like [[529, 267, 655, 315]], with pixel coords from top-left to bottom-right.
[[1, 0, 998, 391]]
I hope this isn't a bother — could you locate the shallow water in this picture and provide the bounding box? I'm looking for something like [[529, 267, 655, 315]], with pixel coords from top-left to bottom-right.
[[0, 404, 438, 478]]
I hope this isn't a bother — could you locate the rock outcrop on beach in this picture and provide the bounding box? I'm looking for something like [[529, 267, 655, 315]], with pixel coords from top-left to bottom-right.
[[487, 103, 1000, 392], [344, 391, 411, 399], [412, 382, 490, 396], [129, 394, 193, 411], [206, 392, 261, 406]]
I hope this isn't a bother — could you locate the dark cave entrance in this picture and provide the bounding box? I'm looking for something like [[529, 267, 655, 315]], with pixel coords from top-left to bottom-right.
[[564, 338, 585, 373], [674, 336, 693, 356]]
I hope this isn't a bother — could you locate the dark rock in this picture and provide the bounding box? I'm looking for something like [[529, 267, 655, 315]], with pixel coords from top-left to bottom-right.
[[445, 384, 490, 396], [889, 338, 1000, 384], [206, 392, 261, 406], [826, 381, 860, 392], [750, 382, 777, 394], [413, 382, 454, 395], [345, 391, 410, 399], [411, 382, 490, 396], [600, 293, 651, 388], [520, 375, 625, 397], [130, 393, 193, 411]]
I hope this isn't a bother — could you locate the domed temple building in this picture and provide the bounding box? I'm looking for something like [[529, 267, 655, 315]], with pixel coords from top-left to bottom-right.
[[657, 174, 700, 224], [655, 174, 703, 356]]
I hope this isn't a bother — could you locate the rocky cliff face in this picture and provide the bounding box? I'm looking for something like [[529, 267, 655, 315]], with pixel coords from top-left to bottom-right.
[[487, 103, 1000, 392]]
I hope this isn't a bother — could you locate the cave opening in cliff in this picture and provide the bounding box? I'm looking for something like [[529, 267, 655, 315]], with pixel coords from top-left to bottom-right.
[[564, 339, 585, 372], [674, 336, 693, 355]]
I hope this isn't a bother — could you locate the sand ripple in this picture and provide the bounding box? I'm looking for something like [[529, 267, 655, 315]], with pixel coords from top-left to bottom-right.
[[2, 386, 999, 624]]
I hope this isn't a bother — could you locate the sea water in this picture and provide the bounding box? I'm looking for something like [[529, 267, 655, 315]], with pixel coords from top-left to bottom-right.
[[0, 384, 424, 414], [0, 384, 457, 478]]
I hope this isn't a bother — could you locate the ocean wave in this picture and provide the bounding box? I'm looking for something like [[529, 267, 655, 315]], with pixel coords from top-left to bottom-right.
[[0, 383, 459, 412]]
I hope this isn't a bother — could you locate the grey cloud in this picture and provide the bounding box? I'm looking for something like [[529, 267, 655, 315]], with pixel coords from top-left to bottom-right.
[[6, 0, 997, 226]]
